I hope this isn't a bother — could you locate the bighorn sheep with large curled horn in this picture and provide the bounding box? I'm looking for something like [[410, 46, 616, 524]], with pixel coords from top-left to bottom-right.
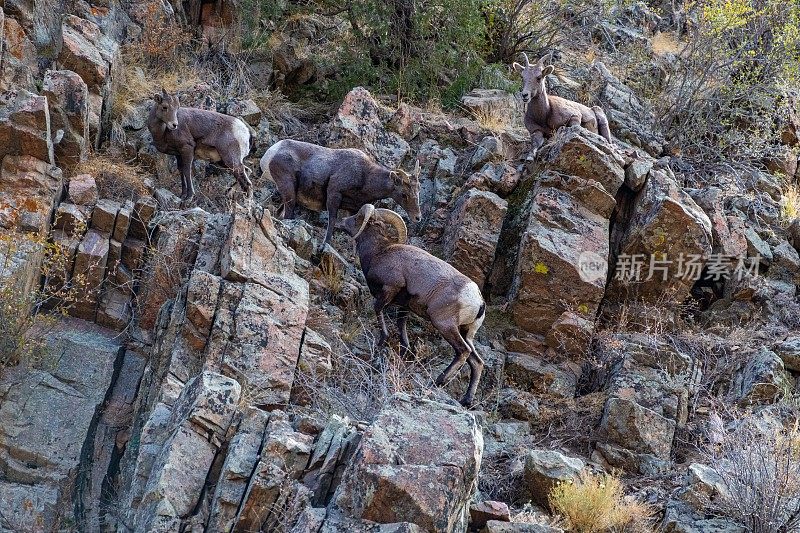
[[260, 139, 422, 248], [148, 88, 253, 206], [339, 204, 486, 407], [514, 52, 612, 158]]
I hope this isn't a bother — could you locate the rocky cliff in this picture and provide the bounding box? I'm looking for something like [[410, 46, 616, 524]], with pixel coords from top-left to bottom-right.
[[0, 1, 799, 532]]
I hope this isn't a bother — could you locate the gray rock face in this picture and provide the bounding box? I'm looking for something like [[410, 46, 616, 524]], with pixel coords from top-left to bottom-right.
[[0, 318, 123, 531], [42, 69, 89, 167], [443, 189, 508, 288], [522, 449, 585, 508], [328, 87, 410, 168], [0, 89, 53, 164], [333, 394, 483, 532]]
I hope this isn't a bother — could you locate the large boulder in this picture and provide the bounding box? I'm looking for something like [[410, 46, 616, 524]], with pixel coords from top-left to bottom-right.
[[443, 189, 508, 288], [71, 228, 110, 321], [461, 89, 522, 129], [328, 87, 410, 168], [333, 394, 483, 532], [42, 69, 90, 167], [0, 89, 54, 164], [540, 126, 625, 197], [130, 372, 241, 532], [606, 169, 712, 306], [57, 15, 118, 144]]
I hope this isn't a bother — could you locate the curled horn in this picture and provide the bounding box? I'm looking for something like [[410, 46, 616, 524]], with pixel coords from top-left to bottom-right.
[[538, 51, 553, 66], [352, 204, 375, 239], [375, 208, 408, 244], [521, 52, 531, 67]]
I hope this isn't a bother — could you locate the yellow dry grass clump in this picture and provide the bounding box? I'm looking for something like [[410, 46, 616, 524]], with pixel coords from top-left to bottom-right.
[[548, 472, 653, 532], [782, 182, 800, 223]]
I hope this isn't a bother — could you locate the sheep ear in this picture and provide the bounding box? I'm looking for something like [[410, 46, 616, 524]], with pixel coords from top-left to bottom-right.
[[543, 65, 555, 76], [153, 93, 162, 103], [512, 62, 525, 73]]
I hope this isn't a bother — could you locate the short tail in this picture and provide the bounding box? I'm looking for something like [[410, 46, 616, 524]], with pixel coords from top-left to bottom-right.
[[476, 302, 486, 321], [592, 106, 612, 143]]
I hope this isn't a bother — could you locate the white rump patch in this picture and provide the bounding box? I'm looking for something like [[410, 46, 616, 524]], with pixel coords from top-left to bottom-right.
[[232, 118, 251, 163], [457, 281, 484, 326], [259, 139, 285, 183]]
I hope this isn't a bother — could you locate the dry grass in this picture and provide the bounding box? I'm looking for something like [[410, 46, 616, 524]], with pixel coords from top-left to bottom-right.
[[781, 182, 800, 223], [73, 152, 148, 202], [651, 32, 685, 57], [549, 472, 653, 533], [469, 107, 511, 133]]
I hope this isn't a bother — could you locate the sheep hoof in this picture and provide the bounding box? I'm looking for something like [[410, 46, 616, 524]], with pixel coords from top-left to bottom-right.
[[434, 374, 445, 387], [460, 397, 474, 408]]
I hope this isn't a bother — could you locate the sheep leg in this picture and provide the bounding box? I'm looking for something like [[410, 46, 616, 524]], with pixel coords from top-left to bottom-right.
[[528, 131, 545, 160], [592, 106, 612, 144], [463, 351, 485, 408], [175, 154, 186, 200], [397, 309, 411, 357], [433, 320, 472, 388], [323, 192, 342, 247], [567, 115, 581, 127], [373, 286, 400, 349], [179, 148, 195, 206], [274, 178, 296, 219]]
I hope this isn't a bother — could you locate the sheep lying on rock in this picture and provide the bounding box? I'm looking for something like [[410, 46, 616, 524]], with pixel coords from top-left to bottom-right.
[[339, 204, 486, 407], [514, 52, 612, 158]]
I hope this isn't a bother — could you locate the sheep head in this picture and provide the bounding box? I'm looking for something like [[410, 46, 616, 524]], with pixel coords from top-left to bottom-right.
[[513, 52, 554, 103], [390, 159, 422, 223], [342, 204, 408, 244], [153, 88, 180, 130]]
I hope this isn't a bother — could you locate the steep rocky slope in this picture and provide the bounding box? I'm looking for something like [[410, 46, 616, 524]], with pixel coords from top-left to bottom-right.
[[1, 1, 799, 532]]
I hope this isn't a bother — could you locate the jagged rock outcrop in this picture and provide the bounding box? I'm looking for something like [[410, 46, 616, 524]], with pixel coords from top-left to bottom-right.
[[42, 69, 90, 167]]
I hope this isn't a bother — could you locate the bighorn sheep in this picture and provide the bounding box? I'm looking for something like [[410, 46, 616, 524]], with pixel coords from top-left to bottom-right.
[[514, 53, 612, 158], [260, 139, 422, 247], [148, 88, 253, 205], [339, 204, 486, 407]]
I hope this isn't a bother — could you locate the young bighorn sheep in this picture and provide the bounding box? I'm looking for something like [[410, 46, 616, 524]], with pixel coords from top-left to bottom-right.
[[340, 204, 486, 407], [514, 53, 612, 158], [260, 139, 422, 247], [148, 88, 253, 205]]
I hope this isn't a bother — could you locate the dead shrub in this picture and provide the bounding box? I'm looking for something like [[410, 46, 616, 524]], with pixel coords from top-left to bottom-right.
[[73, 152, 148, 203], [701, 412, 800, 533]]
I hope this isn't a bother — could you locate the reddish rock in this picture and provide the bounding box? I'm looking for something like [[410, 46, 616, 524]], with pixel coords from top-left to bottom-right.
[[71, 229, 110, 320], [0, 155, 62, 234], [68, 173, 98, 205], [606, 169, 712, 306], [470, 501, 511, 529], [91, 198, 120, 234], [509, 183, 610, 335]]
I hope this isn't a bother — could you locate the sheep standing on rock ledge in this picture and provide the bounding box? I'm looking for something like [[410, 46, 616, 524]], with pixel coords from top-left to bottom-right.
[[514, 52, 613, 158], [339, 204, 486, 408], [260, 139, 422, 248], [148, 88, 253, 206]]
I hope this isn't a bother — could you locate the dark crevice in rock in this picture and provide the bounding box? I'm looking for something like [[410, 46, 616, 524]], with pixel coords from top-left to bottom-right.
[[486, 161, 544, 300], [72, 343, 127, 530]]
